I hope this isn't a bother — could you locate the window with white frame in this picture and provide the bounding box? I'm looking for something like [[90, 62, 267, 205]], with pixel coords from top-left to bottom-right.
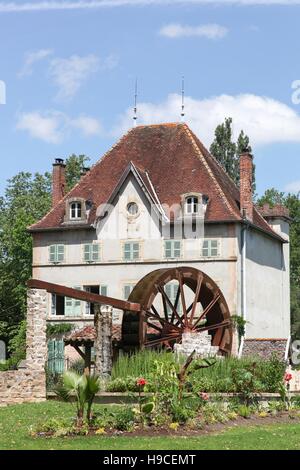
[[84, 285, 108, 315], [51, 286, 81, 316], [202, 239, 220, 257], [70, 201, 82, 220], [49, 244, 65, 263], [83, 243, 100, 263], [123, 242, 140, 261], [164, 240, 181, 259], [185, 196, 199, 215]]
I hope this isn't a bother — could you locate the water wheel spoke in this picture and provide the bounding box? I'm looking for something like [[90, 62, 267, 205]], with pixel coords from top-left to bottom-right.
[[156, 285, 184, 327], [144, 310, 182, 332], [144, 333, 181, 347], [145, 309, 165, 327], [195, 319, 231, 333], [146, 321, 163, 333], [193, 292, 221, 328], [170, 286, 180, 323], [177, 270, 188, 325], [189, 273, 203, 327]]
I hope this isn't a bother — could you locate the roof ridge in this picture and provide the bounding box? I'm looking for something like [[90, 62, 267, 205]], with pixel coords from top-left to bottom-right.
[[183, 124, 239, 219]]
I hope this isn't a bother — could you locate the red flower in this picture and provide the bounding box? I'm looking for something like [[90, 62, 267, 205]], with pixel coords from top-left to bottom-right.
[[200, 392, 209, 401], [136, 378, 147, 387], [284, 372, 293, 383]]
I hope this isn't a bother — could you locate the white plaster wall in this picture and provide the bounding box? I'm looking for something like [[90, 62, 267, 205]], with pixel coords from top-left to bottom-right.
[[244, 227, 290, 339]]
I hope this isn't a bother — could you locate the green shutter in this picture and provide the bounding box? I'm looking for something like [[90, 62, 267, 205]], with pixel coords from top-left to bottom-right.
[[124, 243, 131, 260], [84, 244, 91, 262], [57, 245, 65, 262], [49, 245, 56, 263], [174, 241, 181, 258], [100, 285, 107, 296], [73, 286, 81, 316], [48, 340, 65, 374], [65, 286, 81, 317], [124, 285, 133, 299], [165, 241, 172, 258], [92, 244, 99, 261], [133, 243, 139, 260]]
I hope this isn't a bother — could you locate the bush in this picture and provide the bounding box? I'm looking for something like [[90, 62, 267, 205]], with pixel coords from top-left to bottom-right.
[[237, 405, 252, 419], [113, 407, 135, 431], [106, 378, 127, 393]]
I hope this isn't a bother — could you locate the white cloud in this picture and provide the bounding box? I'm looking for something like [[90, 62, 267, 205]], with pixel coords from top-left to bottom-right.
[[159, 23, 228, 39], [113, 93, 300, 147], [16, 110, 102, 143], [48, 53, 117, 101], [285, 181, 300, 193], [49, 54, 100, 101], [18, 49, 53, 78], [2, 1, 300, 14], [70, 115, 102, 136]]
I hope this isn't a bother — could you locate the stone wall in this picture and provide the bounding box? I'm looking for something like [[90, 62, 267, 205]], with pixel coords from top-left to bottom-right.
[[0, 369, 45, 406], [242, 339, 287, 360], [0, 289, 47, 406], [174, 331, 219, 358]]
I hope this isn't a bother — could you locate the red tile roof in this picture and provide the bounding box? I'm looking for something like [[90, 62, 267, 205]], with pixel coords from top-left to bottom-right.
[[29, 122, 282, 240], [64, 325, 122, 345]]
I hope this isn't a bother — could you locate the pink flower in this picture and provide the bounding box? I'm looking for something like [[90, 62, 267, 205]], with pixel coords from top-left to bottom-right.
[[284, 372, 293, 383], [136, 378, 147, 387], [200, 392, 209, 401]]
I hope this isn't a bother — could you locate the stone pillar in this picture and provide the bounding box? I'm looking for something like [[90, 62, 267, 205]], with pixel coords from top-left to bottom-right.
[[94, 305, 113, 378], [26, 288, 48, 370]]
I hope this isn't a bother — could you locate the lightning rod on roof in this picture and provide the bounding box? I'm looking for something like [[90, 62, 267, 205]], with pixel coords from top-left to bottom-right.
[[181, 75, 185, 122], [133, 78, 138, 127]]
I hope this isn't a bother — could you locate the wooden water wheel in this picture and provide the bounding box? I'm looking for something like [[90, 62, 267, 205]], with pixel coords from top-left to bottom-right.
[[122, 266, 232, 355]]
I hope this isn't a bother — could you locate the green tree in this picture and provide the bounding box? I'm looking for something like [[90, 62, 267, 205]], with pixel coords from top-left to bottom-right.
[[210, 117, 255, 189], [0, 154, 90, 363], [65, 154, 90, 192]]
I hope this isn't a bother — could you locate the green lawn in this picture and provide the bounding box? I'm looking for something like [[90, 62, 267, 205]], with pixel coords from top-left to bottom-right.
[[0, 401, 300, 450]]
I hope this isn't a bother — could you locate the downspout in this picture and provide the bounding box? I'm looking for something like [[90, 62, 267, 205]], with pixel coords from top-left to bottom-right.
[[238, 219, 248, 358]]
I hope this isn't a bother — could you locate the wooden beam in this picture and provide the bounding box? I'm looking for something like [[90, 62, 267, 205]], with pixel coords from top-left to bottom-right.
[[27, 279, 141, 312]]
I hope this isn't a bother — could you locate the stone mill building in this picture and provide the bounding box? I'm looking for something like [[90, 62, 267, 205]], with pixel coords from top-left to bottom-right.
[[28, 122, 291, 368]]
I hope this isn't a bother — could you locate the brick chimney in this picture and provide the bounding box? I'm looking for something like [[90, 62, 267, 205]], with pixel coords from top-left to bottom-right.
[[239, 151, 253, 222], [52, 158, 66, 207]]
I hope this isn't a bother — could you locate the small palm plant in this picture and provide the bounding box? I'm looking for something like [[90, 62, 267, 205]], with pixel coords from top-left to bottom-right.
[[55, 371, 100, 427]]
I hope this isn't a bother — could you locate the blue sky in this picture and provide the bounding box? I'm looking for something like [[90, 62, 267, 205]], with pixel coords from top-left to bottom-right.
[[1, 1, 300, 197]]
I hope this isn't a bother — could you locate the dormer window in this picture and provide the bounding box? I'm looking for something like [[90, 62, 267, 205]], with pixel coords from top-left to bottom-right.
[[185, 196, 199, 215], [64, 197, 86, 223], [70, 201, 82, 220]]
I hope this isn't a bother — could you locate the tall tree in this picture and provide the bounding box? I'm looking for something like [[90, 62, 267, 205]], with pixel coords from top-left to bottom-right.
[[210, 117, 255, 189], [0, 154, 90, 362], [65, 154, 90, 192]]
